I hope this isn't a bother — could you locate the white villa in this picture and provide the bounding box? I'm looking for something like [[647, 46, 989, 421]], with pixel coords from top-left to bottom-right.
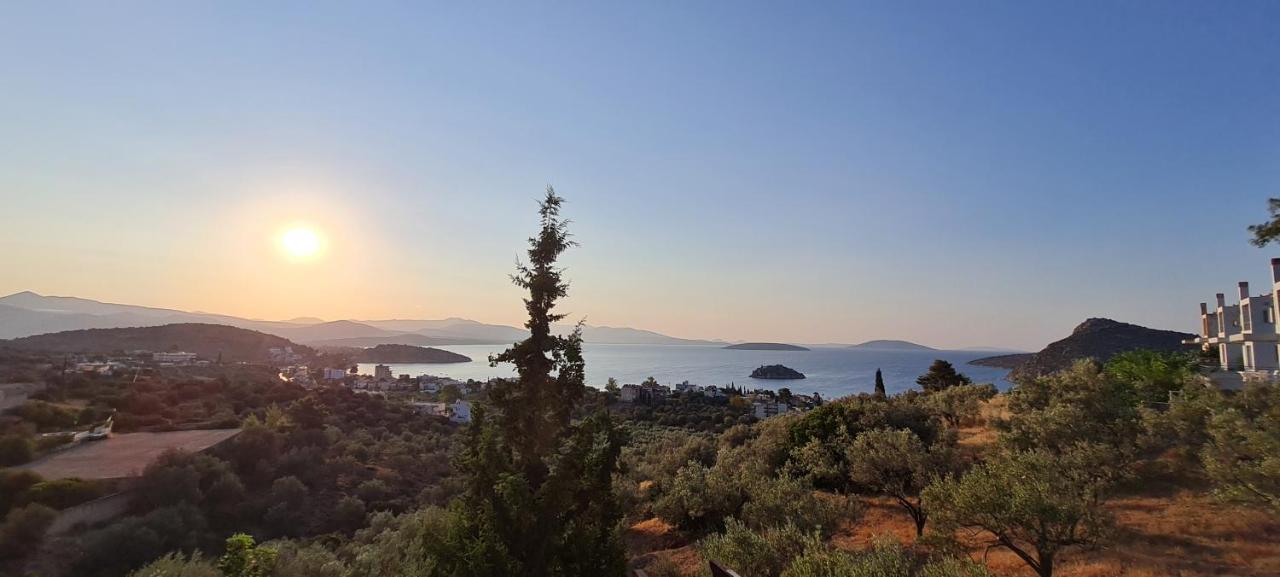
[[1191, 258, 1280, 374]]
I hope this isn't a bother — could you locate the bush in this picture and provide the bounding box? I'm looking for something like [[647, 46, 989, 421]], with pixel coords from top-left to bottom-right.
[[21, 478, 103, 510], [69, 504, 211, 577], [126, 552, 220, 577], [1201, 397, 1280, 512], [739, 475, 848, 536], [0, 434, 34, 466], [0, 503, 57, 560], [922, 384, 997, 428], [698, 519, 816, 577], [0, 469, 43, 517], [999, 360, 1141, 459]]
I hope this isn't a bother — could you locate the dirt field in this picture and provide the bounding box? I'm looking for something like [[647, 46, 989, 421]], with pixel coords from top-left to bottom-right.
[[16, 429, 241, 480]]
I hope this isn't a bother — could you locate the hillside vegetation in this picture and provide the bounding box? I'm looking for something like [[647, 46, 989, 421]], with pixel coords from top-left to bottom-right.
[[1, 324, 311, 363]]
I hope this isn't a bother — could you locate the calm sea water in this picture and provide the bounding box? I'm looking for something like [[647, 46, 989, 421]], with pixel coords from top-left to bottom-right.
[[357, 344, 1013, 398]]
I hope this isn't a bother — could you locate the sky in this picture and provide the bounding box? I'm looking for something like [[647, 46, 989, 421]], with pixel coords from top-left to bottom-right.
[[1, 1, 1278, 350]]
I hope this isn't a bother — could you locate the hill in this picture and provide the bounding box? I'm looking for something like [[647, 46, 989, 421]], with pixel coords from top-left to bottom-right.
[[724, 342, 810, 351], [0, 292, 721, 346], [849, 339, 936, 351], [0, 323, 312, 363], [974, 318, 1195, 382], [357, 344, 471, 363], [967, 353, 1035, 369]]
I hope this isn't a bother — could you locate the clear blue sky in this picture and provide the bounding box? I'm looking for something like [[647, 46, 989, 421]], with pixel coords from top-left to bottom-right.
[[1, 2, 1278, 349]]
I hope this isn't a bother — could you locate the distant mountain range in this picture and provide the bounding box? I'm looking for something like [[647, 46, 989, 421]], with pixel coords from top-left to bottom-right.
[[0, 291, 724, 347], [969, 318, 1195, 381]]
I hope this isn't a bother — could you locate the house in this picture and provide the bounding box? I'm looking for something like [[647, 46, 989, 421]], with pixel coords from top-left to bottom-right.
[[153, 351, 198, 365], [450, 400, 473, 424], [1190, 258, 1280, 376], [752, 400, 789, 420], [620, 383, 642, 402]]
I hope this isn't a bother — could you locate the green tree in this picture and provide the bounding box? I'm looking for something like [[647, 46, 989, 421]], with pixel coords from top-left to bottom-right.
[[442, 189, 626, 577], [1201, 398, 1280, 512], [874, 369, 886, 399], [1103, 350, 1195, 403], [916, 360, 971, 393], [999, 360, 1141, 459], [923, 447, 1114, 577], [847, 429, 957, 536], [218, 533, 277, 577], [923, 383, 997, 428], [1248, 198, 1280, 246]]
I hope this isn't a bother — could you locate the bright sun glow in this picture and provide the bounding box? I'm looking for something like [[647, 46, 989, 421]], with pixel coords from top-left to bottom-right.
[[279, 226, 322, 259]]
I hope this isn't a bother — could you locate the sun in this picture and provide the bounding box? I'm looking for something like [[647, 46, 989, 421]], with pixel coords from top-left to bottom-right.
[[278, 226, 323, 259]]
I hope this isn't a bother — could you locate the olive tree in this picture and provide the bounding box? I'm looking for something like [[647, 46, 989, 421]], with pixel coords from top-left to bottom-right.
[[1201, 403, 1280, 512], [923, 447, 1114, 577], [846, 428, 958, 536]]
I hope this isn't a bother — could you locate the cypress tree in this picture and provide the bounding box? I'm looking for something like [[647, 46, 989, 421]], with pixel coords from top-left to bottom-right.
[[442, 188, 626, 577], [874, 368, 886, 398]]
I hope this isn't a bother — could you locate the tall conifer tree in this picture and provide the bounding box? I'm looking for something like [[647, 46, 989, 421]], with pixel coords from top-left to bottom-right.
[[442, 188, 625, 577]]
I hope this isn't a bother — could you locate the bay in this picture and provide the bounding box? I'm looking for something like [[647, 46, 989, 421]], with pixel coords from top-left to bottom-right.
[[356, 344, 1013, 398]]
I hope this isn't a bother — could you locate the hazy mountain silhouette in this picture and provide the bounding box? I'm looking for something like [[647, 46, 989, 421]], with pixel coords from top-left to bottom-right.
[[0, 292, 721, 346]]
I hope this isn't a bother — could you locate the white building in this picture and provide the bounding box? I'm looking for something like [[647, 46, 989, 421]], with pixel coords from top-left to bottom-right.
[[153, 352, 198, 365], [323, 368, 348, 381], [374, 364, 393, 380], [450, 400, 473, 424], [753, 400, 789, 420], [1192, 258, 1280, 374]]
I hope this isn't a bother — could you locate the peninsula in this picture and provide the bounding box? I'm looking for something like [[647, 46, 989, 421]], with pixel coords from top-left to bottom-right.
[[724, 342, 810, 351], [357, 344, 471, 364], [749, 364, 806, 380]]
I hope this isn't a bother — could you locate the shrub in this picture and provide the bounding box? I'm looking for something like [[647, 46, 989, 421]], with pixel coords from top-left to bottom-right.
[[1201, 402, 1280, 512], [698, 519, 816, 577], [0, 503, 57, 560], [126, 552, 220, 577], [21, 478, 103, 510], [0, 434, 34, 466]]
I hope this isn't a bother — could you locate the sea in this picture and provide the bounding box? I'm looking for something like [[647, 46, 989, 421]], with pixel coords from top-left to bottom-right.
[[356, 344, 1014, 399]]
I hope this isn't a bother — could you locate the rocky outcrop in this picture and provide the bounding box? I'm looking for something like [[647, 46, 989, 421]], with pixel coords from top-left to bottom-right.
[[981, 318, 1194, 382], [749, 364, 806, 379]]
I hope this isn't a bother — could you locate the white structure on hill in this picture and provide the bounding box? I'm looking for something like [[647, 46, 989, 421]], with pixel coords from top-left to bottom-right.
[[1191, 258, 1280, 373]]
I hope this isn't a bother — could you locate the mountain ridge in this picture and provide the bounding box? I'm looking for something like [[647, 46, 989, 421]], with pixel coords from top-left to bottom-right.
[[0, 291, 721, 346]]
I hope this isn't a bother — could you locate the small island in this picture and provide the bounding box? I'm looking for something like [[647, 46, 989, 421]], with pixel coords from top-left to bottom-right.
[[749, 364, 806, 380], [724, 342, 810, 351], [848, 339, 936, 351], [358, 344, 471, 364]]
